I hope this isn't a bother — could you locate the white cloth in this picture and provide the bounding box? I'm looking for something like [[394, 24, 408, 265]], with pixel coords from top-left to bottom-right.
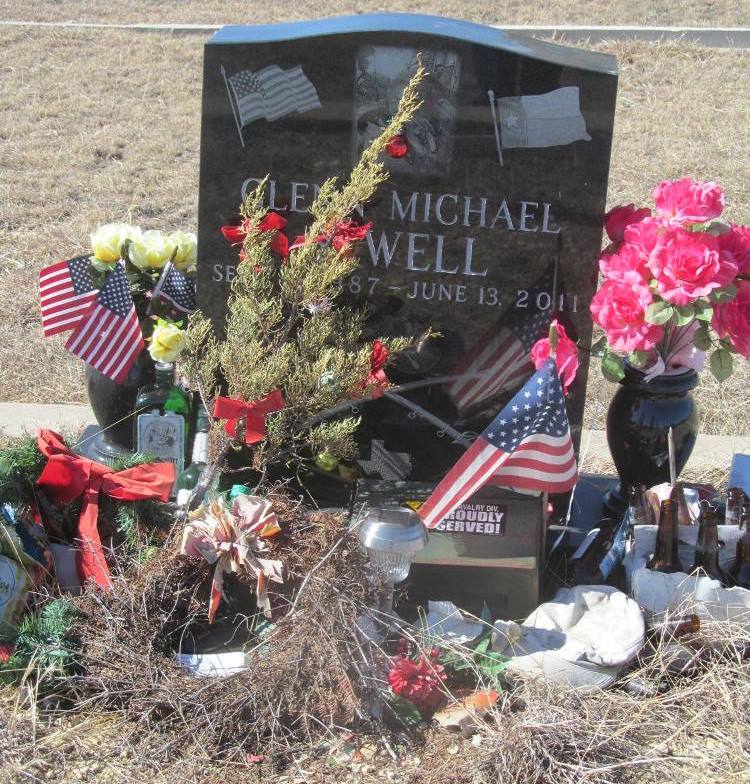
[[625, 525, 750, 626], [492, 586, 645, 690], [422, 601, 484, 645]]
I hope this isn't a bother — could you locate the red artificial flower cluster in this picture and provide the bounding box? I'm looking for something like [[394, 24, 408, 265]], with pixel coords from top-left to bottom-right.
[[221, 213, 290, 260], [591, 178, 750, 364], [387, 651, 447, 714], [223, 213, 372, 265], [360, 339, 389, 399]]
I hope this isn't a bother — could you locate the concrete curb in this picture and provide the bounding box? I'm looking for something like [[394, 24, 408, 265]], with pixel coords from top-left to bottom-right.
[[2, 401, 748, 469], [1, 20, 749, 48]]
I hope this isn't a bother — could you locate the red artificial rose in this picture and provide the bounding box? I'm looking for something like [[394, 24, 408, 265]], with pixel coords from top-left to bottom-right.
[[0, 641, 14, 664], [604, 204, 651, 245], [530, 319, 579, 394], [387, 653, 447, 715], [599, 241, 651, 282], [385, 134, 409, 158]]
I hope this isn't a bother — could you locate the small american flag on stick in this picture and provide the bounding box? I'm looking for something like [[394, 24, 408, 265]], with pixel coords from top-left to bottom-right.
[[64, 263, 143, 384], [39, 255, 98, 337], [151, 261, 196, 314], [420, 358, 577, 530]]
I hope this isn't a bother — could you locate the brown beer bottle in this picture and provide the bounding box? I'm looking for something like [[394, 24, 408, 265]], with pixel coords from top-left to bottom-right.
[[651, 613, 701, 641], [725, 487, 746, 527], [647, 499, 683, 573], [569, 517, 620, 585], [732, 503, 750, 588], [690, 501, 726, 584]]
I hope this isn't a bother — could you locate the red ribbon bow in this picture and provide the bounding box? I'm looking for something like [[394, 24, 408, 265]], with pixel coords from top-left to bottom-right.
[[35, 430, 175, 590], [213, 389, 286, 445], [220, 212, 290, 259]]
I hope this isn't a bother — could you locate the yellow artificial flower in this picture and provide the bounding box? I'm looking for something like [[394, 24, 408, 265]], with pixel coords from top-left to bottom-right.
[[90, 223, 140, 265], [149, 320, 187, 363], [128, 230, 175, 271], [169, 230, 197, 272]]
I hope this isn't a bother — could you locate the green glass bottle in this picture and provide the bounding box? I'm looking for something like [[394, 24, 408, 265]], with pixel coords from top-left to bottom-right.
[[175, 403, 210, 497], [133, 361, 191, 472]]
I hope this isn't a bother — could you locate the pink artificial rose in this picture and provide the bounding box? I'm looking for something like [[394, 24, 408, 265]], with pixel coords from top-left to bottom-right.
[[623, 217, 664, 256], [604, 204, 651, 244], [648, 228, 737, 306], [718, 224, 750, 276], [530, 319, 579, 394], [590, 271, 665, 354], [653, 177, 725, 226], [599, 241, 651, 281], [712, 279, 750, 358]]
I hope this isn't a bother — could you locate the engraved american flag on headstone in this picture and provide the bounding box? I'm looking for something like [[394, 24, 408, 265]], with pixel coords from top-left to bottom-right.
[[420, 359, 577, 530], [446, 266, 558, 416], [65, 263, 143, 384], [224, 64, 321, 138]]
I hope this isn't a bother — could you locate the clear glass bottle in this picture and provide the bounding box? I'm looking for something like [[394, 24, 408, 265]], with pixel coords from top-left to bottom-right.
[[725, 486, 745, 527]]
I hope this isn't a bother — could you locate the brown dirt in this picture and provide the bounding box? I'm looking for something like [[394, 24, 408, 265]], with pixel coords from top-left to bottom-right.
[[0, 27, 749, 433], [0, 0, 747, 27]]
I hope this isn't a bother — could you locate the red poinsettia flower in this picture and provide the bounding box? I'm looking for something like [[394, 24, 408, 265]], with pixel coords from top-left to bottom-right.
[[385, 134, 409, 158], [220, 212, 289, 258], [387, 653, 447, 714]]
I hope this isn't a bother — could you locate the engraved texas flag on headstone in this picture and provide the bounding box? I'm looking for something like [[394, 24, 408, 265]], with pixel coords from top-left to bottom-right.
[[488, 86, 591, 164]]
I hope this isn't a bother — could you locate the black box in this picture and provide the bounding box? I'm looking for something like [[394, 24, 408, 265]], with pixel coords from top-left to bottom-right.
[[354, 480, 545, 620]]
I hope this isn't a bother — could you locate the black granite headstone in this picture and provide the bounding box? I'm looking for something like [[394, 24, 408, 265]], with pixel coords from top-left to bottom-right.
[[197, 14, 617, 483]]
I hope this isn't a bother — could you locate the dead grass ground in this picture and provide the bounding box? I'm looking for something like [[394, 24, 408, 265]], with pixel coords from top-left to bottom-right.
[[0, 0, 747, 27], [1, 28, 749, 433]]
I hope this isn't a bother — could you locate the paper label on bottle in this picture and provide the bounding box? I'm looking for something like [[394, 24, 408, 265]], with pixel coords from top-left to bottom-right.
[[192, 432, 209, 464], [571, 528, 599, 560], [137, 412, 185, 478]]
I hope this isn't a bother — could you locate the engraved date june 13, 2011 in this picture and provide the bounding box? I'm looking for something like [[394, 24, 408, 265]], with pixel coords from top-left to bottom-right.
[[347, 275, 578, 311]]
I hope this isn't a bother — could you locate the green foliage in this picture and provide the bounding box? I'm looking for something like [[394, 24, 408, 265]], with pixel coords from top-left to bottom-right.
[[0, 435, 47, 506], [1, 599, 80, 684], [440, 636, 507, 689], [383, 692, 423, 728], [644, 301, 674, 325], [601, 350, 626, 382], [183, 66, 426, 469], [710, 348, 733, 381], [693, 322, 713, 351]]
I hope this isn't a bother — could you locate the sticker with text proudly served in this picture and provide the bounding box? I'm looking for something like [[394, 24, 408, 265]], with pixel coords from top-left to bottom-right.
[[406, 500, 506, 536]]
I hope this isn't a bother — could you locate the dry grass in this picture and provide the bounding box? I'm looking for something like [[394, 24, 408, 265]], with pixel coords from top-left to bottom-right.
[[1, 28, 749, 433], [0, 0, 747, 27]]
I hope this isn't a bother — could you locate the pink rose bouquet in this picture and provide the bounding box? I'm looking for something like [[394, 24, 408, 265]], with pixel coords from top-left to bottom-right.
[[591, 178, 750, 382]]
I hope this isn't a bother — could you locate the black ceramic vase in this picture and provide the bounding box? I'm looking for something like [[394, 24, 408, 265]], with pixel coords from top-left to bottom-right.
[[605, 366, 699, 512], [85, 351, 155, 459]]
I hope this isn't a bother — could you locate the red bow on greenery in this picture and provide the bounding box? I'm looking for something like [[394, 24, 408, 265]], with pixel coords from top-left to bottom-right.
[[35, 430, 175, 590], [213, 389, 286, 445], [362, 340, 389, 399], [288, 219, 373, 256], [220, 213, 289, 258]]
